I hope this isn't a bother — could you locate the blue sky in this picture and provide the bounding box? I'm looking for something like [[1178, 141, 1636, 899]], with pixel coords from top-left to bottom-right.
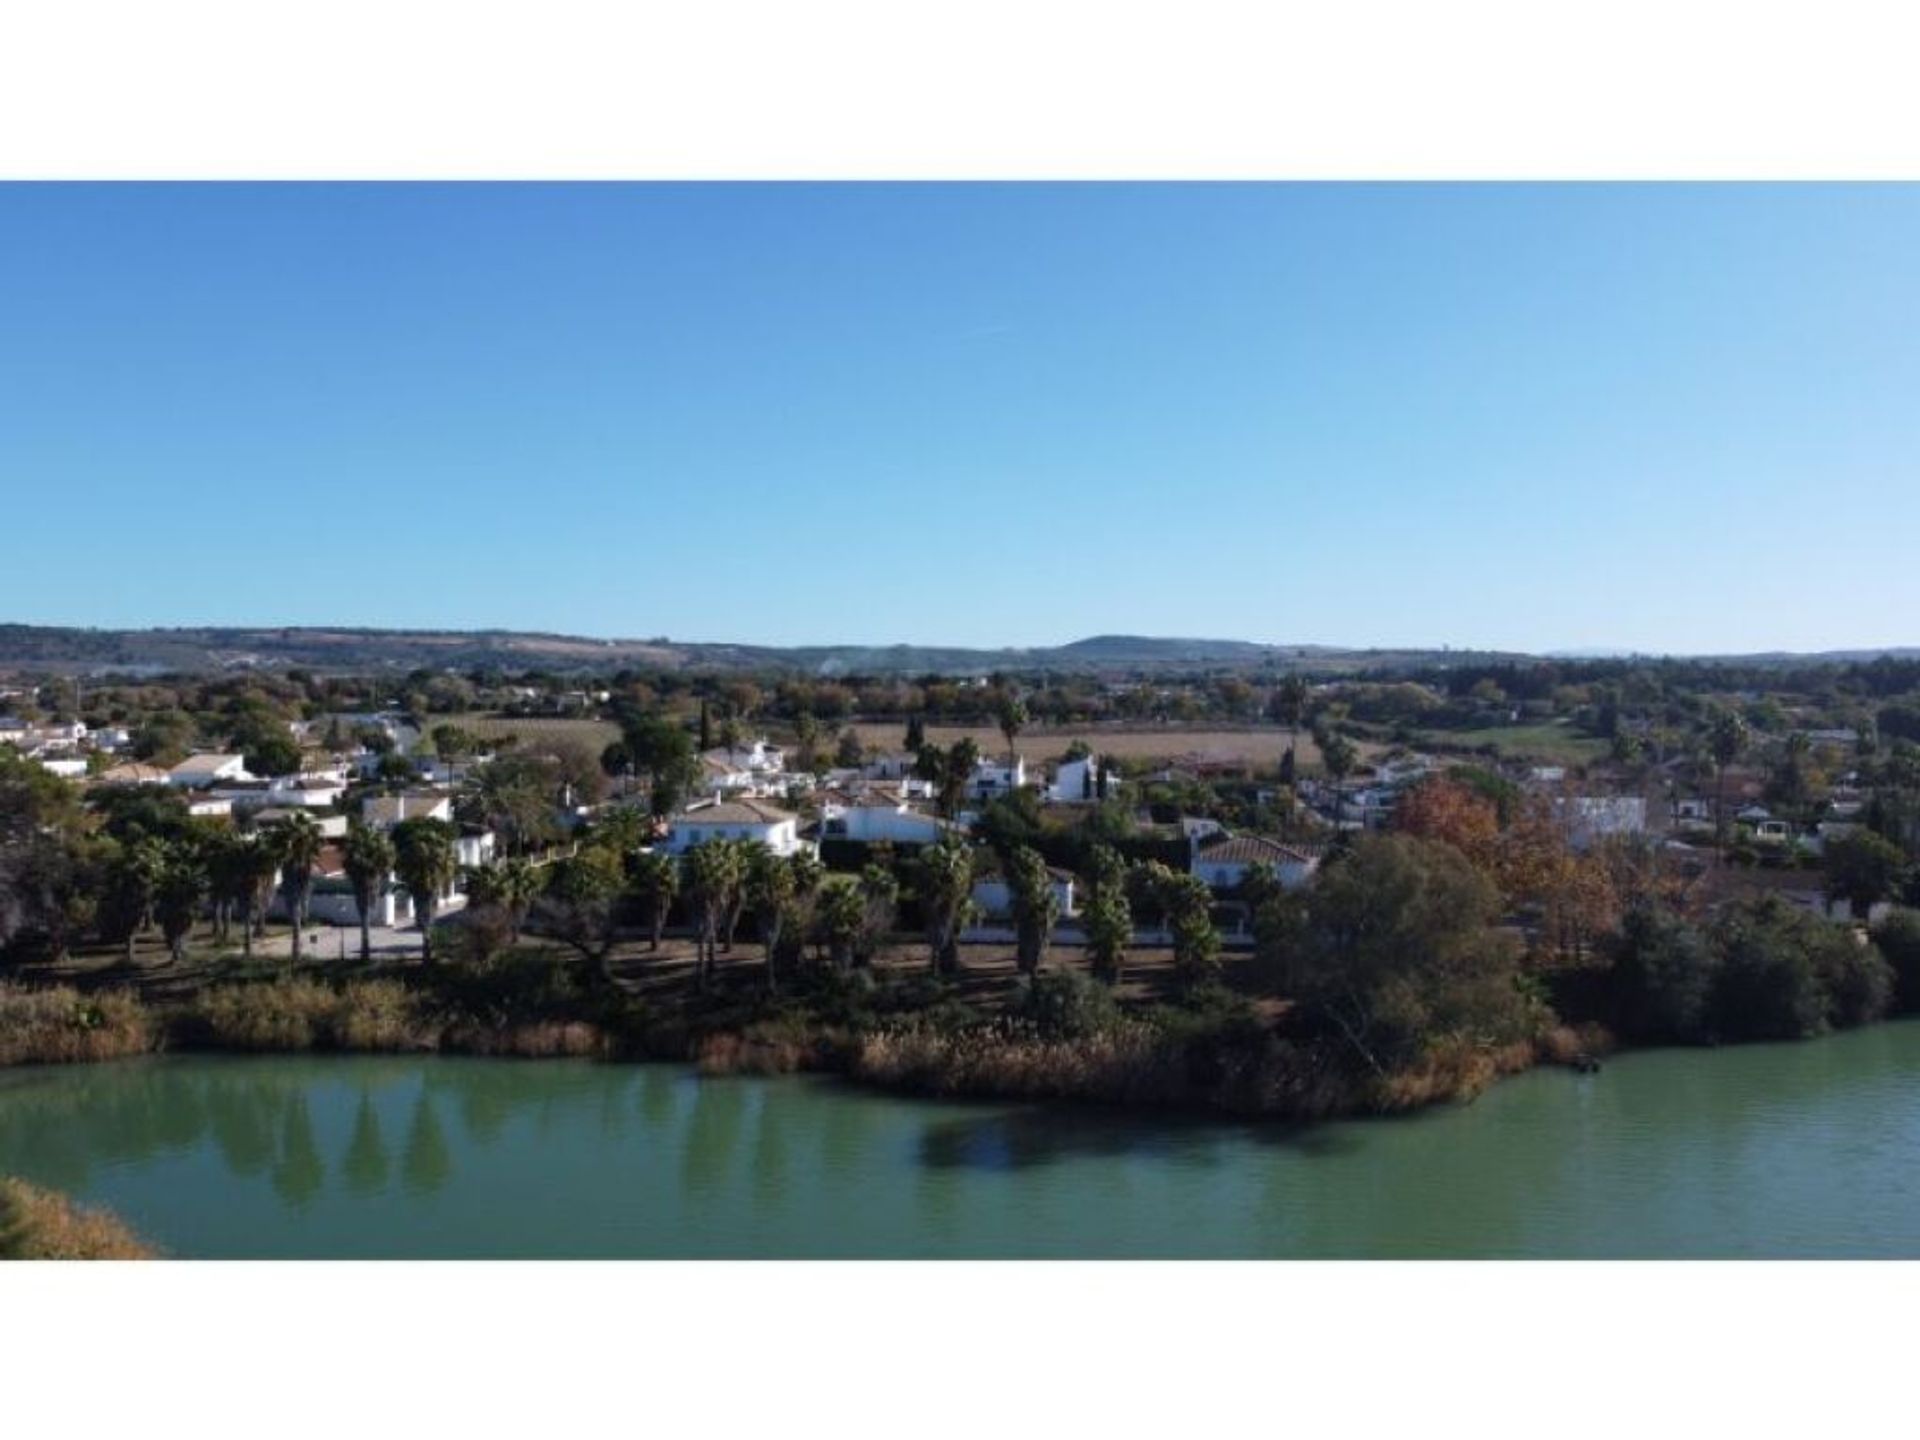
[[2, 183, 1916, 655]]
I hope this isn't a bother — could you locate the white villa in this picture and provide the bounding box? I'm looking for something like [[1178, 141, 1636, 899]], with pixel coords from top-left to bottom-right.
[[967, 755, 1026, 802], [971, 867, 1077, 922], [362, 792, 455, 828], [1189, 833, 1320, 892], [1047, 754, 1111, 803], [167, 753, 252, 788], [664, 797, 804, 856]]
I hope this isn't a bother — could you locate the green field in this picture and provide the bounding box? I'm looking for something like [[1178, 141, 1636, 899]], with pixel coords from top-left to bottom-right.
[[1411, 721, 1608, 766]]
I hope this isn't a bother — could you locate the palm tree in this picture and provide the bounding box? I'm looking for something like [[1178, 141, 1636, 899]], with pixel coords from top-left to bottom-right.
[[1004, 843, 1059, 976], [917, 834, 976, 977], [817, 878, 866, 971], [996, 693, 1028, 779], [271, 812, 325, 967], [1708, 709, 1750, 848], [153, 844, 207, 965], [342, 821, 396, 963], [630, 849, 679, 951], [236, 834, 281, 962], [1318, 728, 1359, 830], [1270, 673, 1310, 770], [745, 843, 795, 992], [682, 841, 739, 990], [391, 817, 458, 965]]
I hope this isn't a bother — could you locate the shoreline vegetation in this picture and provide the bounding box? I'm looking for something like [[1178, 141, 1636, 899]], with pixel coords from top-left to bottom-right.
[[0, 1176, 154, 1259]]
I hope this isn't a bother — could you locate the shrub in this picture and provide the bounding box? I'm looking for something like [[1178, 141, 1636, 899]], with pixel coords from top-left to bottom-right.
[[0, 1177, 155, 1259], [1871, 908, 1920, 1013], [1012, 968, 1120, 1041], [0, 984, 156, 1066], [188, 978, 434, 1052], [1603, 903, 1717, 1043], [1708, 899, 1835, 1041]]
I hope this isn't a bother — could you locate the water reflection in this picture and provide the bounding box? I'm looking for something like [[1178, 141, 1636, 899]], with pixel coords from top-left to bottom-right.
[[2, 1028, 1919, 1258], [271, 1093, 325, 1210], [341, 1092, 391, 1196], [401, 1091, 452, 1195]]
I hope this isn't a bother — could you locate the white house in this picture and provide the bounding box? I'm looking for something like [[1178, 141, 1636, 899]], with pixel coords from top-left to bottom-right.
[[1552, 796, 1648, 850], [362, 792, 455, 829], [167, 753, 252, 789], [1190, 834, 1320, 892], [664, 798, 804, 857], [971, 867, 1077, 922], [820, 794, 953, 847], [253, 808, 350, 839], [967, 755, 1026, 802], [38, 756, 89, 780], [1047, 754, 1113, 803]]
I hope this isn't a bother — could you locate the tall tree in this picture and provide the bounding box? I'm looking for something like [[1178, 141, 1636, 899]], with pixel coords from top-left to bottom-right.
[[1708, 708, 1750, 848], [153, 844, 207, 965], [341, 821, 396, 963], [996, 693, 1029, 778], [1269, 673, 1311, 771], [746, 843, 797, 992], [1004, 844, 1059, 976], [629, 849, 679, 951], [391, 817, 458, 965], [917, 834, 976, 977], [271, 812, 325, 967], [1082, 870, 1133, 986], [1318, 728, 1360, 830]]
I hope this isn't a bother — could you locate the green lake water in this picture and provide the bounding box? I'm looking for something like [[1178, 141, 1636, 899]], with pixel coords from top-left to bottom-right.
[[4, 1023, 1920, 1257]]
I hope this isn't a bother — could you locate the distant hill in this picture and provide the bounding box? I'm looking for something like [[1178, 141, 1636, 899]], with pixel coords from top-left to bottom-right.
[[0, 623, 1911, 678]]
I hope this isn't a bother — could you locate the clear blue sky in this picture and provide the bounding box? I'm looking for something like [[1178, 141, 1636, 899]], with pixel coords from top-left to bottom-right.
[[2, 183, 1916, 655]]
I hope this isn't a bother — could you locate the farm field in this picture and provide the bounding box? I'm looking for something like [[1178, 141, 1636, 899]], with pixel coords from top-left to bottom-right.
[[449, 713, 623, 754]]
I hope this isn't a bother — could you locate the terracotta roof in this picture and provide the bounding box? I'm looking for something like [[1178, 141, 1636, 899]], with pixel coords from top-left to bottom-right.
[[91, 762, 171, 785], [1194, 834, 1319, 866], [676, 798, 797, 826]]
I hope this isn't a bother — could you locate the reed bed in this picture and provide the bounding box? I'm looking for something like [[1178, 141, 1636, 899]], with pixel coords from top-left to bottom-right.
[[0, 1177, 155, 1260], [0, 984, 157, 1066]]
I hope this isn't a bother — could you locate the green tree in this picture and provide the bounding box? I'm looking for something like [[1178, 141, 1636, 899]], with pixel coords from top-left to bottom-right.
[[1004, 844, 1059, 976], [391, 817, 458, 965], [1708, 708, 1750, 847], [1082, 872, 1133, 986], [746, 843, 797, 991], [1871, 908, 1920, 1013], [1268, 672, 1311, 769], [341, 821, 396, 963], [1317, 728, 1360, 830], [153, 844, 207, 964], [917, 834, 976, 977], [629, 849, 679, 951], [1161, 869, 1221, 986], [1822, 828, 1907, 920], [1603, 901, 1717, 1043], [271, 812, 325, 966], [1254, 834, 1528, 1078], [100, 837, 166, 965], [535, 846, 627, 984], [996, 693, 1029, 777]]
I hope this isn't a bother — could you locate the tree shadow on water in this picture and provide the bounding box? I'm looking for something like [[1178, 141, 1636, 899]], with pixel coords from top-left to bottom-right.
[[914, 1102, 1364, 1173]]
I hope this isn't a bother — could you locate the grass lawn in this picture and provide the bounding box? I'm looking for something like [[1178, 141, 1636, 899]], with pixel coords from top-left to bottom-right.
[[849, 722, 1364, 772], [1412, 720, 1608, 766]]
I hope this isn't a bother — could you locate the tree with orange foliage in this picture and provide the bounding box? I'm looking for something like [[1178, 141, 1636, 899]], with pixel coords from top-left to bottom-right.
[[1393, 778, 1501, 872]]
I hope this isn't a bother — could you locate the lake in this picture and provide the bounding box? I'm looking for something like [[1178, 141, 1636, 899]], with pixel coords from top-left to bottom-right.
[[4, 1022, 1920, 1257]]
